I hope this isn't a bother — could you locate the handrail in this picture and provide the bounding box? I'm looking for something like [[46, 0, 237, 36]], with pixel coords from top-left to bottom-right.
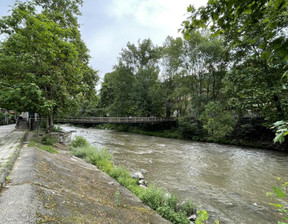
[[54, 117, 176, 124]]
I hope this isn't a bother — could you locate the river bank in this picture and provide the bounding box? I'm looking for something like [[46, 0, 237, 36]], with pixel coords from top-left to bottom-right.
[[85, 122, 287, 151], [0, 127, 171, 223], [61, 125, 288, 224]]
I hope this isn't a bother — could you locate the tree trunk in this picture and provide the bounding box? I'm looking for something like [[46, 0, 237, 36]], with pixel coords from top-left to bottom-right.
[[46, 116, 50, 133], [49, 112, 54, 131]]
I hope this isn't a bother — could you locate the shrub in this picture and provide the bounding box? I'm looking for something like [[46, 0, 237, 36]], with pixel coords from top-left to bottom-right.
[[39, 145, 58, 154], [199, 101, 236, 140], [139, 186, 166, 210], [70, 146, 114, 172], [179, 200, 197, 217], [41, 135, 57, 145], [28, 141, 37, 147], [177, 116, 205, 140], [109, 166, 130, 179], [157, 206, 190, 224], [266, 177, 288, 223], [70, 146, 92, 158], [71, 136, 90, 148]]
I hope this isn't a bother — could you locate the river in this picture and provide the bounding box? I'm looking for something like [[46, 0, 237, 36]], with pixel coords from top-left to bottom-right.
[[61, 125, 288, 224]]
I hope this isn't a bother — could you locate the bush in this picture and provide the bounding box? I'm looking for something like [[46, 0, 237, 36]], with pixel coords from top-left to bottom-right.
[[28, 141, 37, 147], [177, 116, 205, 140], [109, 166, 130, 179], [70, 146, 113, 172], [179, 200, 196, 217], [139, 186, 166, 210], [71, 136, 90, 148], [157, 206, 190, 224], [39, 145, 58, 154], [199, 101, 236, 140], [41, 135, 57, 145]]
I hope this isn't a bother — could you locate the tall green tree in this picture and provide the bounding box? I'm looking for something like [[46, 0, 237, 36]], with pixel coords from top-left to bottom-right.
[[99, 67, 135, 116], [182, 0, 288, 63], [182, 0, 288, 121], [113, 39, 164, 117], [0, 1, 98, 131]]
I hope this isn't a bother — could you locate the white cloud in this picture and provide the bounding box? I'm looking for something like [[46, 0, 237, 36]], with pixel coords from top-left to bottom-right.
[[0, 0, 208, 77], [108, 0, 206, 36]]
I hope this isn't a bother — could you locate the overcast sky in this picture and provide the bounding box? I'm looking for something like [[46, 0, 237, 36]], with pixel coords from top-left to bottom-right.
[[0, 0, 207, 81]]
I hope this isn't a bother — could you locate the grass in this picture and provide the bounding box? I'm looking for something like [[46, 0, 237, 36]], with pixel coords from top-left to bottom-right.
[[28, 141, 37, 147], [69, 136, 197, 224], [38, 145, 58, 154]]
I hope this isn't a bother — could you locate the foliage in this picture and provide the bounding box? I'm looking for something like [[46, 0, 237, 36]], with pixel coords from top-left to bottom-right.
[[195, 210, 209, 224], [199, 102, 236, 140], [177, 116, 205, 140], [0, 0, 98, 132], [182, 0, 288, 125], [272, 121, 288, 143], [179, 200, 197, 217], [28, 141, 37, 147], [38, 145, 58, 154], [157, 206, 189, 224], [41, 135, 57, 146], [139, 186, 166, 210], [99, 39, 165, 117], [70, 136, 90, 148], [115, 188, 121, 207], [182, 0, 288, 62], [266, 177, 288, 223]]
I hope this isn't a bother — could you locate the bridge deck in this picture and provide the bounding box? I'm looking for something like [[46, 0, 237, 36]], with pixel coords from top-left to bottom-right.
[[55, 117, 176, 124]]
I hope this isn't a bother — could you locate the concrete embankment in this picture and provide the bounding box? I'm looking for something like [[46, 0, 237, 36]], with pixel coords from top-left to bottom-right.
[[0, 128, 170, 223], [0, 125, 24, 188]]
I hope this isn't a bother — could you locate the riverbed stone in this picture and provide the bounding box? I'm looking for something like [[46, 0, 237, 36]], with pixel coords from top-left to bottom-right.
[[131, 171, 144, 180], [139, 179, 148, 186], [188, 214, 197, 221]]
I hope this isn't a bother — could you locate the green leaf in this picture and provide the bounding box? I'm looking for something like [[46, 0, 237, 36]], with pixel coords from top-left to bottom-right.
[[184, 33, 191, 40], [272, 186, 286, 199], [269, 203, 283, 208]]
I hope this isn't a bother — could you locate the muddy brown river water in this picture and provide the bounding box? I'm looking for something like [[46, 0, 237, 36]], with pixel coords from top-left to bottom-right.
[[61, 125, 288, 224]]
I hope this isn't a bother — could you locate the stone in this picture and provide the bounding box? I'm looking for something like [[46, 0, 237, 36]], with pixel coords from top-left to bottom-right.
[[139, 179, 148, 186], [188, 214, 197, 221], [131, 171, 144, 180]]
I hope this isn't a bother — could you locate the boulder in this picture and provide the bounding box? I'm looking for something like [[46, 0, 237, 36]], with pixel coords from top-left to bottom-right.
[[131, 172, 144, 180]]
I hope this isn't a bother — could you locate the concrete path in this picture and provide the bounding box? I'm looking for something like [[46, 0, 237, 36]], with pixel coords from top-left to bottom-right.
[[0, 146, 39, 224], [0, 125, 25, 187], [0, 124, 16, 139]]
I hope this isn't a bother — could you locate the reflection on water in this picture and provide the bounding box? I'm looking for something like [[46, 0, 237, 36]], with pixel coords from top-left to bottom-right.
[[62, 125, 288, 224]]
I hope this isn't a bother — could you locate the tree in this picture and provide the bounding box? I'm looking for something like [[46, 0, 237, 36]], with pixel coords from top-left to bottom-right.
[[99, 67, 135, 116], [199, 101, 236, 140], [182, 0, 288, 63], [0, 2, 98, 131], [161, 36, 188, 117], [114, 39, 164, 117], [182, 0, 288, 125]]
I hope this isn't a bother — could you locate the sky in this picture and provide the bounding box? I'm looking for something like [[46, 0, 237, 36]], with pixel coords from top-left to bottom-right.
[[0, 0, 207, 82]]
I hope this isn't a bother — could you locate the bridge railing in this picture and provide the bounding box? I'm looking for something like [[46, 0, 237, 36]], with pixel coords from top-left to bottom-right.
[[54, 117, 177, 124]]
